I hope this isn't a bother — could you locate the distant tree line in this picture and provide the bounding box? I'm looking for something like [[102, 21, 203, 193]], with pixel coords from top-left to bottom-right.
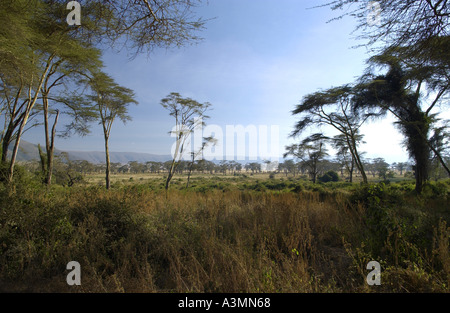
[[18, 154, 450, 188]]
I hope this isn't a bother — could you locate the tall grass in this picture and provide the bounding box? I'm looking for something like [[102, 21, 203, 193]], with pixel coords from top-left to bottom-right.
[[0, 177, 449, 292]]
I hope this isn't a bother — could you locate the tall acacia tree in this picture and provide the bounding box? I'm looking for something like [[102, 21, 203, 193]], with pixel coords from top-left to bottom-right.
[[0, 0, 57, 182], [1, 0, 208, 183], [290, 85, 369, 184], [161, 92, 211, 191], [87, 71, 137, 190], [353, 51, 449, 193], [321, 0, 450, 192], [0, 0, 39, 165], [0, 0, 102, 182], [36, 19, 102, 186]]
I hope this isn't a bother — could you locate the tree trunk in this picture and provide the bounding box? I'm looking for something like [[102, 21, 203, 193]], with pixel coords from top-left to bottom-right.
[[186, 164, 193, 188], [8, 121, 26, 183], [1, 86, 25, 164], [186, 154, 194, 188], [312, 161, 317, 184], [7, 56, 53, 183], [346, 135, 368, 184], [1, 122, 16, 163], [43, 91, 59, 186], [349, 159, 354, 183], [45, 110, 59, 185], [104, 135, 111, 190], [402, 112, 430, 194], [165, 159, 176, 190]]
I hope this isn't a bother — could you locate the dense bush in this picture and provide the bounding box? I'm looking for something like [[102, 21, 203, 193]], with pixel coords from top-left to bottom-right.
[[318, 171, 339, 183]]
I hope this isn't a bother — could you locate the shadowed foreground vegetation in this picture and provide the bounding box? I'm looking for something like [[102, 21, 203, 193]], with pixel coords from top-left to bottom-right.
[[0, 172, 449, 293]]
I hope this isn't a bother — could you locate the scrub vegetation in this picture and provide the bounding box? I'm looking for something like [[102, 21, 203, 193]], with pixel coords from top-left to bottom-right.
[[0, 170, 448, 292]]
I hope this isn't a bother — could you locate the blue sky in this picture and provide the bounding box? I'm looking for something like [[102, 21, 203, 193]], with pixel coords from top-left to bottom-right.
[[23, 0, 432, 163]]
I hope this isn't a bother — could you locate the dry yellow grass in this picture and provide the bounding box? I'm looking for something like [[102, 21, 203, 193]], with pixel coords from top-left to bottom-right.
[[0, 178, 449, 293]]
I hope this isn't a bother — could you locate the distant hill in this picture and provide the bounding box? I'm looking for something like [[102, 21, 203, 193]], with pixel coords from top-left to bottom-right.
[[10, 140, 172, 164], [63, 150, 172, 164], [10, 140, 282, 165], [12, 140, 42, 161]]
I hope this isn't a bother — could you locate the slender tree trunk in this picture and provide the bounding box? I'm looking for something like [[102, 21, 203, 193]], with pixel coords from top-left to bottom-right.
[[346, 135, 368, 184], [1, 127, 13, 164], [104, 135, 111, 190], [43, 95, 60, 185], [2, 119, 15, 164], [45, 110, 59, 185], [349, 158, 354, 183], [312, 160, 317, 184], [38, 144, 46, 174], [105, 135, 111, 189], [43, 94, 50, 179], [8, 56, 53, 183], [186, 164, 193, 189], [165, 134, 182, 191], [1, 85, 25, 164], [1, 111, 27, 165], [354, 151, 367, 183], [8, 119, 27, 183], [186, 153, 195, 189], [165, 159, 176, 190], [8, 104, 38, 182]]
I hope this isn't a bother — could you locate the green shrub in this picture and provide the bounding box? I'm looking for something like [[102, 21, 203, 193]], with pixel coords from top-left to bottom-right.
[[318, 171, 339, 183]]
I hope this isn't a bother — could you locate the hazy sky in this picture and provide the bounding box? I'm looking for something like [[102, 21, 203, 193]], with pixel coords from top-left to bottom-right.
[[23, 0, 447, 163]]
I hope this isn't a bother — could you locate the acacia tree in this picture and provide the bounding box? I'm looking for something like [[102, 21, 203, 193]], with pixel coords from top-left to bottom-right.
[[333, 133, 365, 182], [394, 162, 408, 176], [322, 0, 450, 192], [0, 0, 208, 183], [284, 133, 329, 184], [290, 85, 369, 184], [0, 0, 56, 182], [372, 157, 390, 180], [161, 92, 211, 191], [0, 0, 100, 183], [62, 0, 209, 57], [323, 0, 449, 54], [36, 27, 102, 186], [87, 71, 137, 189], [353, 51, 449, 193]]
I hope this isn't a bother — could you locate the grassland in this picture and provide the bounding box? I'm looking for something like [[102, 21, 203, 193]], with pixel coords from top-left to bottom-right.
[[0, 171, 449, 293]]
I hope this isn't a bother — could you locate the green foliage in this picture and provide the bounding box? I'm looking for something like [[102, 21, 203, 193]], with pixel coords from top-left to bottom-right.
[[318, 171, 339, 183]]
